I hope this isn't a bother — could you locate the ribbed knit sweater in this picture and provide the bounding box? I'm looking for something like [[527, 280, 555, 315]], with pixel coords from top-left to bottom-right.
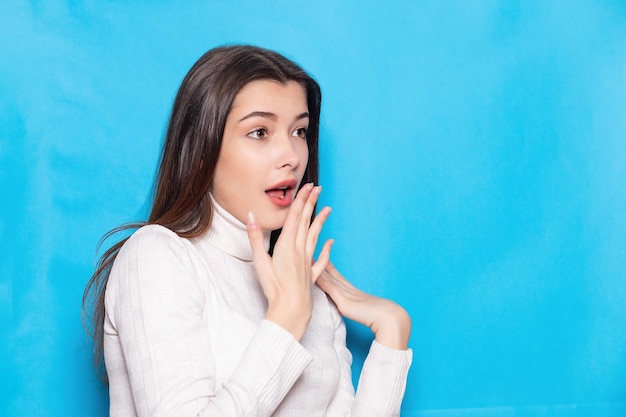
[[104, 199, 412, 416]]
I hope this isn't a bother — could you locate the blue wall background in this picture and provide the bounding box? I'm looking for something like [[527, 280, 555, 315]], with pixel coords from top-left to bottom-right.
[[1, 1, 625, 416]]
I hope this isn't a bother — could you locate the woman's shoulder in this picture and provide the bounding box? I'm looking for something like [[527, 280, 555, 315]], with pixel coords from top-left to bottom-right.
[[109, 224, 206, 292], [129, 223, 179, 241], [117, 224, 192, 263], [106, 225, 208, 316]]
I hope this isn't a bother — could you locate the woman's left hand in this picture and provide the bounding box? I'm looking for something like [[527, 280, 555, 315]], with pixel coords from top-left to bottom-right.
[[316, 262, 412, 350], [247, 183, 333, 341]]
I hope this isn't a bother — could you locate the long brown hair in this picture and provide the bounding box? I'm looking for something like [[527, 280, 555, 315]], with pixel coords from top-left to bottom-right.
[[82, 45, 322, 376]]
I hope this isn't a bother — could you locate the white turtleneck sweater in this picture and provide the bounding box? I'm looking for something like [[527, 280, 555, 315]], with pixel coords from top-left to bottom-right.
[[103, 200, 412, 417]]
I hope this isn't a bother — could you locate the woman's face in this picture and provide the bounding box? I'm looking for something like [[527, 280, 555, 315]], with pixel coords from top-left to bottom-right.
[[212, 79, 310, 231]]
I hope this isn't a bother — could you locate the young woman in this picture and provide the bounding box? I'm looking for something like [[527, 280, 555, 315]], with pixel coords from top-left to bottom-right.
[[83, 45, 412, 417]]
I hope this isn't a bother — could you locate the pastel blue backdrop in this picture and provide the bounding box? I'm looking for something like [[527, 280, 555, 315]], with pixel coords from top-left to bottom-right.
[[1, 1, 625, 416]]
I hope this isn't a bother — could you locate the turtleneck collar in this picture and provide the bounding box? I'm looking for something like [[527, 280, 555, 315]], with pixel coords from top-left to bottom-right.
[[197, 194, 271, 261]]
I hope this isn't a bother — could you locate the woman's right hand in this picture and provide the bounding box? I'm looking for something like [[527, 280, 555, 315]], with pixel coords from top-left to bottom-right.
[[317, 262, 412, 350], [246, 183, 333, 340]]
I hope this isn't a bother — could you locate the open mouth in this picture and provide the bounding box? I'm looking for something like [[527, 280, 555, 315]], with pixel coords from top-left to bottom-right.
[[265, 180, 297, 206], [265, 185, 293, 199]]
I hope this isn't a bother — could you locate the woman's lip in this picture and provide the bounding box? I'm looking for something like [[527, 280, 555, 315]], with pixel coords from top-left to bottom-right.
[[265, 178, 298, 192], [264, 179, 298, 207], [265, 188, 295, 207]]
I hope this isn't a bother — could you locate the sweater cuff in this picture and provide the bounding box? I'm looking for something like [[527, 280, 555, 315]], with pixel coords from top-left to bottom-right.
[[229, 319, 313, 414], [354, 340, 413, 417]]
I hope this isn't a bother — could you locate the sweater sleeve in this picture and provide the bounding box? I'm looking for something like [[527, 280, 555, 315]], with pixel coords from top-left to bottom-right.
[[105, 225, 312, 417], [324, 303, 412, 417]]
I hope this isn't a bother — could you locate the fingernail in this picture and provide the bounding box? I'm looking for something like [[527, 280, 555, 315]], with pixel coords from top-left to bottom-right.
[[247, 212, 258, 228]]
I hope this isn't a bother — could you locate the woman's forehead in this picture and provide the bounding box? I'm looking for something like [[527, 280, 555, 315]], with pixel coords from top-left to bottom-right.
[[229, 80, 308, 117]]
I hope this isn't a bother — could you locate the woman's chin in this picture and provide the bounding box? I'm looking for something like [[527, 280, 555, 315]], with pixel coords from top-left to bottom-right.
[[260, 213, 289, 232]]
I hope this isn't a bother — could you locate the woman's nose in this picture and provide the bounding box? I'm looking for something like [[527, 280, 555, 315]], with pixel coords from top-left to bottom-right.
[[275, 134, 300, 169]]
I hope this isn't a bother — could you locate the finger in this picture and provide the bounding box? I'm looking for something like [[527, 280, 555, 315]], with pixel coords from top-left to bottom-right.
[[317, 262, 360, 298], [246, 212, 273, 277], [316, 268, 341, 301], [311, 239, 334, 282], [279, 183, 313, 243], [316, 265, 363, 323], [325, 261, 341, 277], [296, 185, 322, 249], [326, 265, 358, 293], [305, 206, 331, 259]]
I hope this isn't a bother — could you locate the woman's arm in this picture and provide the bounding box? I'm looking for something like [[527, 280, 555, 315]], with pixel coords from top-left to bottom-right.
[[106, 226, 313, 417], [317, 264, 413, 416]]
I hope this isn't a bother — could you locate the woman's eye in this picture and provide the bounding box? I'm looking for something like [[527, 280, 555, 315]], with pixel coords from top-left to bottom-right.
[[292, 127, 308, 139], [249, 128, 268, 139]]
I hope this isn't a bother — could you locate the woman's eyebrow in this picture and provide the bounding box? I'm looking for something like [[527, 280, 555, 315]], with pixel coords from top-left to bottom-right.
[[238, 111, 277, 122], [238, 111, 309, 123], [294, 112, 309, 121]]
